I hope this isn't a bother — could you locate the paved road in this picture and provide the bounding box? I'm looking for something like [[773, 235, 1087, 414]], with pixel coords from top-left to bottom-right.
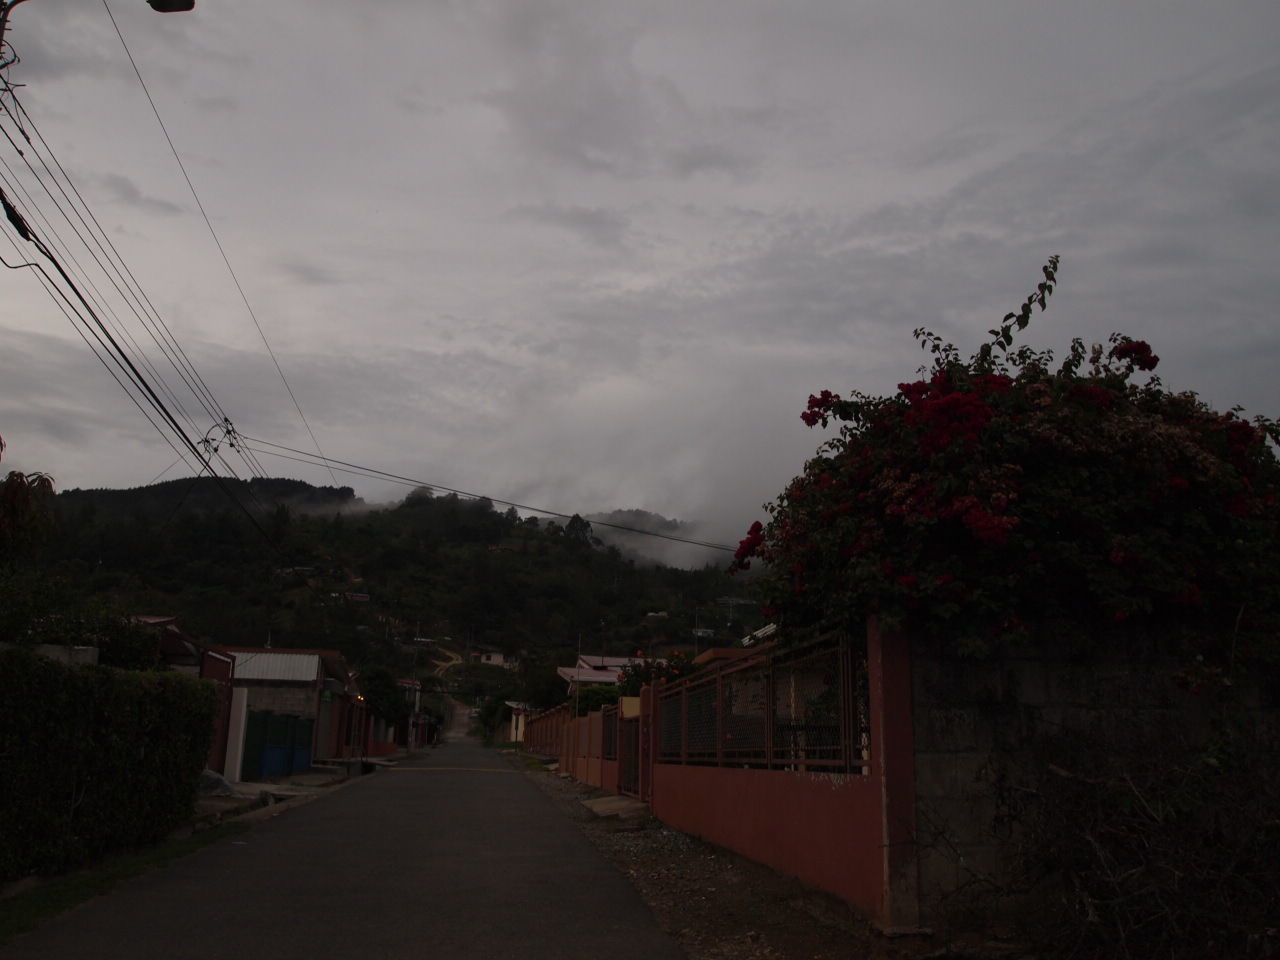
[[3, 718, 684, 959]]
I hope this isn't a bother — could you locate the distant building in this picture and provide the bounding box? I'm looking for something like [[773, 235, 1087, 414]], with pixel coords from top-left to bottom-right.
[[556, 653, 664, 693]]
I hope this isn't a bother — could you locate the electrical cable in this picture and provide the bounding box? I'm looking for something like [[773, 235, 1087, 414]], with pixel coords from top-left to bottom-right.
[[1, 184, 277, 547], [2, 238, 202, 476], [101, 0, 336, 487], [0, 148, 204, 434], [0, 78, 269, 481], [0, 91, 256, 470], [240, 435, 737, 553]]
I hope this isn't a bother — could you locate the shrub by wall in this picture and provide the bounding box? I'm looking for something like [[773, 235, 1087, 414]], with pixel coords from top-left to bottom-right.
[[0, 647, 216, 882]]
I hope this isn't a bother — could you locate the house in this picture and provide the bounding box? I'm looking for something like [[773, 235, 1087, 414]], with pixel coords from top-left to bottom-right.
[[556, 664, 622, 692], [505, 700, 532, 743], [556, 653, 663, 694], [219, 646, 368, 782], [469, 644, 517, 669]]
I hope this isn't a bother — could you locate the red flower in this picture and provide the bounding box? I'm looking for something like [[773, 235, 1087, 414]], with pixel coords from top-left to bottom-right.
[[962, 507, 1018, 546], [1108, 339, 1160, 371], [801, 390, 842, 427], [1068, 383, 1115, 408], [732, 520, 766, 568]]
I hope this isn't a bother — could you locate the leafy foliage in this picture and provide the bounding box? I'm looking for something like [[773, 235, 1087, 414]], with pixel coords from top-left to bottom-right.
[[0, 648, 216, 882], [573, 684, 620, 716], [0, 435, 56, 566], [27, 483, 749, 705], [735, 257, 1280, 660], [615, 649, 694, 695], [994, 715, 1280, 958]]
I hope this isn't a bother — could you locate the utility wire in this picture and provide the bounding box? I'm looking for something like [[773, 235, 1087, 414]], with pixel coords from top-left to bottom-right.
[[0, 80, 269, 482], [241, 435, 737, 553], [1, 184, 277, 547], [0, 147, 204, 436], [101, 0, 336, 487], [2, 236, 201, 477], [0, 85, 268, 480]]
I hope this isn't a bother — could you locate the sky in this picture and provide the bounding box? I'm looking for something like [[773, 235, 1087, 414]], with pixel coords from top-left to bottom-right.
[[1, 0, 1277, 563]]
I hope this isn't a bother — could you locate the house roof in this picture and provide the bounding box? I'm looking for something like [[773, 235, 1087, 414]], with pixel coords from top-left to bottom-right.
[[556, 665, 621, 686], [575, 653, 657, 670], [219, 646, 350, 683], [691, 646, 763, 667]]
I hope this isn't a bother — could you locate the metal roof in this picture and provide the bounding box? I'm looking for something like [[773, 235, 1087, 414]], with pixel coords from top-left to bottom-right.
[[575, 654, 656, 669], [557, 666, 621, 685], [228, 650, 321, 682]]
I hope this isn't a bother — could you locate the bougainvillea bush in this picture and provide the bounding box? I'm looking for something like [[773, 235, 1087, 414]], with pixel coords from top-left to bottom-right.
[[734, 257, 1280, 661]]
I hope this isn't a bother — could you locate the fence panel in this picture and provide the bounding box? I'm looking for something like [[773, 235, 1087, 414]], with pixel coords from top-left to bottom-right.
[[619, 717, 640, 796], [655, 635, 868, 775], [602, 704, 618, 760]]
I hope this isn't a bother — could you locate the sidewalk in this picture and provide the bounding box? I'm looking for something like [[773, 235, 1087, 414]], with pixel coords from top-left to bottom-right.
[[3, 735, 684, 959], [189, 750, 428, 829]]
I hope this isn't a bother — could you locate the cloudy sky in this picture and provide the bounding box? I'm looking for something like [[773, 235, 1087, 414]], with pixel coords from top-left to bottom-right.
[[1, 0, 1277, 560]]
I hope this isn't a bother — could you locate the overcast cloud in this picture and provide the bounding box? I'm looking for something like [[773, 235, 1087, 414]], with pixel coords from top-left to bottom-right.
[[1, 0, 1277, 560]]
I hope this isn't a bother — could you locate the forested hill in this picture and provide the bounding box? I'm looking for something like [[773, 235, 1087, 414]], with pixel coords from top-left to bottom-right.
[[57, 476, 362, 520], [36, 478, 757, 677]]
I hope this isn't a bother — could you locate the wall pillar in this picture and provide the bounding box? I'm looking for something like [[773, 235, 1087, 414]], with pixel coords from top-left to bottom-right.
[[868, 617, 920, 931]]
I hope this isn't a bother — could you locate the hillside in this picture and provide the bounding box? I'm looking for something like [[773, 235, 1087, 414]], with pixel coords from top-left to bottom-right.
[[13, 479, 760, 707]]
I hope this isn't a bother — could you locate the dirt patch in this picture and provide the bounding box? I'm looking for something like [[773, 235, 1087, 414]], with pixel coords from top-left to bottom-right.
[[519, 764, 945, 960]]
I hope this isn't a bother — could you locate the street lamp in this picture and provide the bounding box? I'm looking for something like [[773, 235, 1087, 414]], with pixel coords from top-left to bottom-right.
[[1, 0, 193, 69]]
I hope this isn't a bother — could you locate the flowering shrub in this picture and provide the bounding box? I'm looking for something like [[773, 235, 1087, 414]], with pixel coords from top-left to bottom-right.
[[735, 257, 1280, 658], [616, 649, 693, 695]]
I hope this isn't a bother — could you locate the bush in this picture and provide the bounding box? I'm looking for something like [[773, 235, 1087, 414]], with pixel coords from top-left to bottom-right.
[[573, 684, 620, 716], [0, 648, 216, 882], [994, 714, 1280, 958], [735, 257, 1280, 663]]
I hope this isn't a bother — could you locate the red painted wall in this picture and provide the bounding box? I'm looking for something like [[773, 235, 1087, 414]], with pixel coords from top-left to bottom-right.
[[600, 758, 619, 794], [652, 764, 885, 916], [200, 651, 234, 774]]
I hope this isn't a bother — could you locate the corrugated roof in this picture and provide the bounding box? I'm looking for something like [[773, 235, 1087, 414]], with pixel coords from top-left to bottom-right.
[[557, 666, 621, 685], [576, 654, 656, 669], [228, 650, 321, 682]]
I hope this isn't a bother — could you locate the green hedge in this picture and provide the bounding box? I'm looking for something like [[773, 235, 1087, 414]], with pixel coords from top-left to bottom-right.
[[0, 648, 217, 882]]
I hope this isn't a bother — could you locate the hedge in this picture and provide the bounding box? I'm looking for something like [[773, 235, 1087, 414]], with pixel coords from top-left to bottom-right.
[[0, 647, 217, 882]]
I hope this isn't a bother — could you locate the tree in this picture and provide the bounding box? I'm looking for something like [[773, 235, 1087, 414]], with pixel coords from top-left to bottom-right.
[[733, 258, 1280, 662], [0, 434, 55, 566]]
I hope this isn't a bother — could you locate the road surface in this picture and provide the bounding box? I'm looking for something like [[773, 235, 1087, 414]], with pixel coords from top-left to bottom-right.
[[3, 719, 684, 960]]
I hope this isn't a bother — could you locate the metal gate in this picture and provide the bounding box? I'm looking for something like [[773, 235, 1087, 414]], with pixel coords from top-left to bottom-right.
[[243, 711, 314, 780], [619, 717, 641, 797]]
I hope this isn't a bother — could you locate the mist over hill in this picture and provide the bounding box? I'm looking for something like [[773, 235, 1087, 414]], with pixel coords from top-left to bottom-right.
[[26, 479, 760, 690], [586, 508, 725, 569]]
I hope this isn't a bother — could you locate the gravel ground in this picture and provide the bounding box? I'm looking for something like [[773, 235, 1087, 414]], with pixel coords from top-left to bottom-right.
[[516, 759, 947, 960]]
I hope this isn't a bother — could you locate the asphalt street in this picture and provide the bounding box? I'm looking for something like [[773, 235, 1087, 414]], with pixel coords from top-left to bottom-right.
[[3, 717, 685, 959]]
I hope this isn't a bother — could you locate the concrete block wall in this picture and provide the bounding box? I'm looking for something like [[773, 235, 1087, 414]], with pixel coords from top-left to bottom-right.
[[245, 684, 319, 718], [908, 638, 1225, 929]]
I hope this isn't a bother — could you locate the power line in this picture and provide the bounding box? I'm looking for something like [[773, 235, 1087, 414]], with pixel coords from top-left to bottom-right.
[[101, 0, 336, 487], [2, 237, 202, 477], [240, 435, 737, 553], [0, 146, 205, 438], [1, 183, 277, 548], [1, 80, 269, 481]]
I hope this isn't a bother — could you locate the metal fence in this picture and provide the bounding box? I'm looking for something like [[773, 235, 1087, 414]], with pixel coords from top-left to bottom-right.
[[656, 636, 869, 774], [620, 717, 641, 796], [602, 704, 619, 760]]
